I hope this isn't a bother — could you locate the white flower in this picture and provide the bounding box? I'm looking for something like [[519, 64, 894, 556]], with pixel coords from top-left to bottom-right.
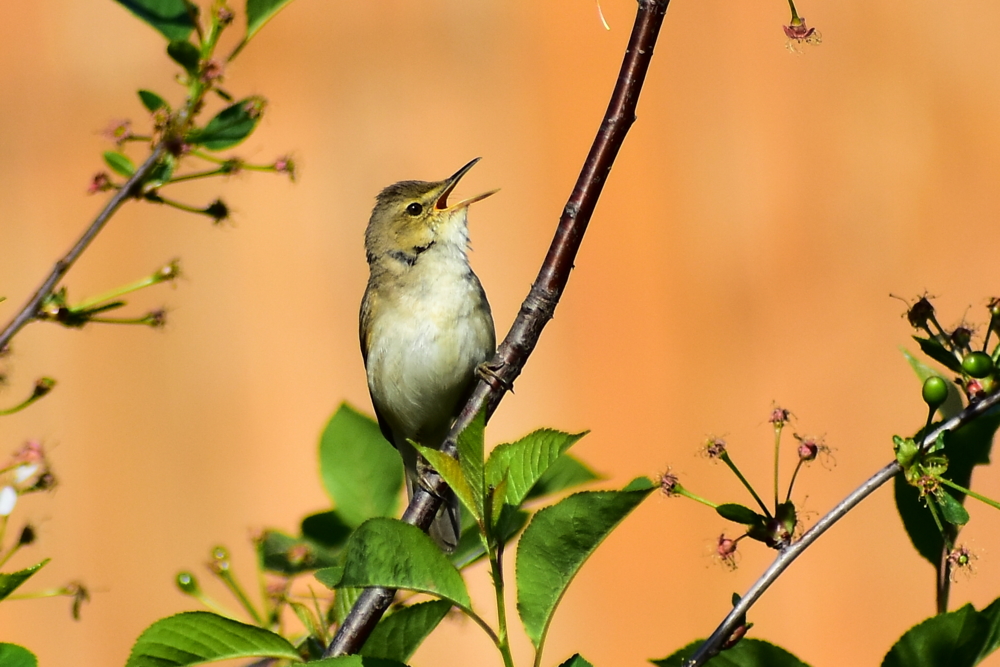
[[0, 486, 17, 516], [14, 464, 38, 484]]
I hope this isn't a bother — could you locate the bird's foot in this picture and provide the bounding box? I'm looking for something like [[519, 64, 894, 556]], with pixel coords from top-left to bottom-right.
[[476, 360, 512, 394]]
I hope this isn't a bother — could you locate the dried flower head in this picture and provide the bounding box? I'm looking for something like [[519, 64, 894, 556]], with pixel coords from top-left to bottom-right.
[[783, 18, 822, 53], [274, 155, 297, 182], [200, 59, 224, 84], [769, 405, 792, 428], [88, 172, 113, 195], [699, 437, 727, 460], [714, 534, 740, 570], [103, 119, 133, 146], [658, 469, 680, 497], [947, 545, 978, 581], [793, 433, 835, 469]]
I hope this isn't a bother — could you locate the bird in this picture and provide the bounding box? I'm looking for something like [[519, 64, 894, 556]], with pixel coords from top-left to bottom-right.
[[360, 158, 497, 551]]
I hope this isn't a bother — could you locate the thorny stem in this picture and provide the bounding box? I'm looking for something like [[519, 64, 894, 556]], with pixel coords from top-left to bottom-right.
[[683, 389, 1000, 667], [323, 0, 672, 656], [720, 452, 771, 518]]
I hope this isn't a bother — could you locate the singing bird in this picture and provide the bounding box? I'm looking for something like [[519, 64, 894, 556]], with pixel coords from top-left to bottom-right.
[[360, 158, 497, 550]]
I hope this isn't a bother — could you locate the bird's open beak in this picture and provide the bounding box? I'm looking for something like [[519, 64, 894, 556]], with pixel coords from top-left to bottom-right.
[[435, 157, 499, 211]]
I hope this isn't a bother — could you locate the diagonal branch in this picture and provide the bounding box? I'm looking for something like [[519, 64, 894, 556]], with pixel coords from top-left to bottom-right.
[[324, 0, 672, 656], [0, 146, 165, 352], [683, 388, 1000, 667]]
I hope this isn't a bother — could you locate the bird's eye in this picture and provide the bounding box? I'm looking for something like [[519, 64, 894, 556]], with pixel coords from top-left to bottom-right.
[[406, 202, 423, 216]]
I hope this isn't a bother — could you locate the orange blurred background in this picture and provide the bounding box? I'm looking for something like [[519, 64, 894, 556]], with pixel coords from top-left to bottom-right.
[[2, 1, 1000, 665]]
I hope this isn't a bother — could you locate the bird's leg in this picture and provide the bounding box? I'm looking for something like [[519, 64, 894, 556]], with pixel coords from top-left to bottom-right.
[[476, 360, 512, 394]]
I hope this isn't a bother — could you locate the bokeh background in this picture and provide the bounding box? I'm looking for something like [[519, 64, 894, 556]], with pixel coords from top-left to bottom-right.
[[2, 0, 1000, 665]]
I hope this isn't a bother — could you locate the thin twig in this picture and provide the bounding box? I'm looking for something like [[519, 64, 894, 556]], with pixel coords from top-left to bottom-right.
[[0, 146, 165, 351], [323, 0, 672, 656], [683, 389, 1000, 667]]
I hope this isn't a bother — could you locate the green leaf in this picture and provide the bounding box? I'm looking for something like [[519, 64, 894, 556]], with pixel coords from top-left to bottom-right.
[[319, 403, 403, 528], [246, 0, 297, 40], [413, 444, 479, 522], [0, 559, 49, 602], [124, 612, 299, 667], [143, 154, 176, 189], [652, 638, 812, 666], [716, 503, 764, 525], [166, 40, 200, 75], [914, 336, 964, 374], [321, 518, 471, 609], [103, 151, 136, 177], [485, 429, 587, 507], [112, 0, 195, 41], [974, 596, 1000, 663], [881, 603, 988, 667], [936, 491, 970, 526], [257, 528, 340, 575], [450, 507, 529, 569], [138, 89, 170, 113], [456, 406, 487, 518], [0, 643, 37, 667], [902, 348, 964, 418], [895, 412, 1000, 566], [331, 584, 361, 626], [516, 478, 654, 647], [301, 510, 353, 549], [526, 454, 600, 500], [557, 655, 595, 667], [186, 97, 266, 151], [359, 600, 452, 662], [301, 657, 409, 667]]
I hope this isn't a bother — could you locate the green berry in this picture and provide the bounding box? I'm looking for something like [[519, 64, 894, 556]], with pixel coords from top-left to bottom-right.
[[175, 571, 200, 595], [922, 376, 949, 408], [962, 351, 994, 379]]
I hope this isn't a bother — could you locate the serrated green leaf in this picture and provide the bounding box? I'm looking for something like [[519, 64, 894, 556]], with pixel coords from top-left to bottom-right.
[[246, 0, 297, 40], [166, 40, 200, 75], [324, 518, 471, 609], [0, 643, 37, 667], [914, 336, 964, 374], [186, 97, 266, 151], [124, 612, 299, 667], [516, 479, 654, 648], [456, 407, 486, 517], [103, 151, 136, 177], [881, 603, 986, 667], [936, 491, 970, 526], [974, 596, 1000, 664], [413, 444, 479, 522], [319, 403, 403, 528], [557, 655, 595, 667], [0, 559, 49, 602], [486, 429, 587, 507], [359, 600, 451, 662], [652, 638, 812, 667], [138, 89, 170, 113], [113, 0, 195, 41], [716, 503, 764, 525], [526, 454, 601, 500], [301, 510, 353, 550], [902, 347, 964, 418], [302, 656, 409, 667], [895, 412, 1000, 566]]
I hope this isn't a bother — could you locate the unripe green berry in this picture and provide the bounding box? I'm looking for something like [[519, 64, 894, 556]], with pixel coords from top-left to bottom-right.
[[962, 351, 994, 379], [922, 376, 949, 408], [175, 571, 200, 595]]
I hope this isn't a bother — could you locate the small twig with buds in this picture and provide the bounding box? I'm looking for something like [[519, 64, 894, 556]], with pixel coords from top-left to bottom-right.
[[324, 0, 672, 656], [682, 388, 1000, 667]]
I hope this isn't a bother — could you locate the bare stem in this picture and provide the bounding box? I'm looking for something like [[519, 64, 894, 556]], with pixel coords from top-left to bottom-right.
[[0, 147, 165, 352], [322, 0, 672, 656], [683, 389, 1000, 667]]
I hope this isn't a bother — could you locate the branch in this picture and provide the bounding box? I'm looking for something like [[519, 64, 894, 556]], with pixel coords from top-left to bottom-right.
[[683, 388, 1000, 667], [323, 0, 672, 656], [0, 145, 165, 351]]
